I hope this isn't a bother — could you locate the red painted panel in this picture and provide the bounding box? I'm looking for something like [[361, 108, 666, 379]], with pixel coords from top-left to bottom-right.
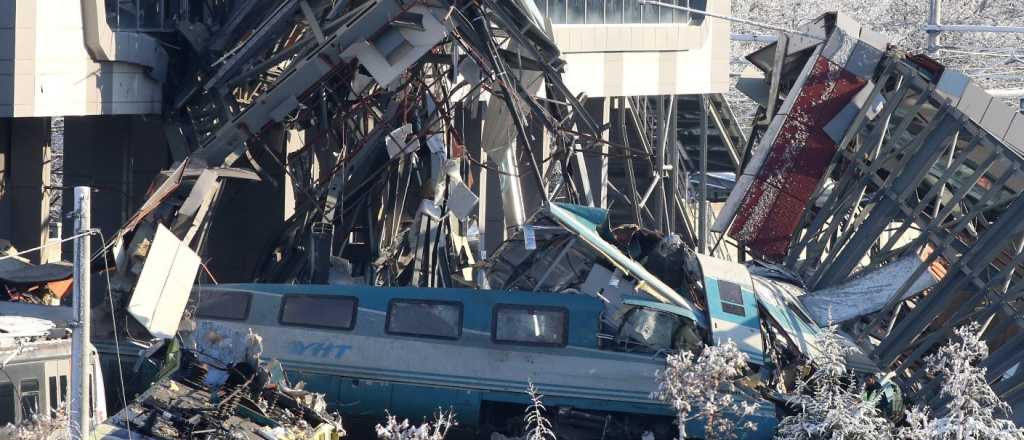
[[729, 57, 867, 261]]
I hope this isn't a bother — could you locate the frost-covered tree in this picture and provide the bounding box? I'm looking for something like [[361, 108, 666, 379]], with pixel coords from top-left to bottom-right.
[[727, 0, 1024, 130], [896, 322, 1024, 440], [652, 340, 759, 440], [775, 324, 893, 440], [524, 381, 556, 440], [375, 410, 457, 440]]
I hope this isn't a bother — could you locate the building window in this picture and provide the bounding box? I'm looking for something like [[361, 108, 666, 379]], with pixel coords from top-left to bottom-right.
[[20, 379, 40, 418], [493, 305, 568, 346], [533, 0, 705, 25], [0, 383, 14, 425], [196, 290, 251, 321], [279, 295, 357, 330], [105, 0, 188, 32], [386, 300, 462, 339]]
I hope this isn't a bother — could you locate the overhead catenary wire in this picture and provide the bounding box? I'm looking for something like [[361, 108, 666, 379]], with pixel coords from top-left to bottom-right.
[[93, 230, 132, 440]]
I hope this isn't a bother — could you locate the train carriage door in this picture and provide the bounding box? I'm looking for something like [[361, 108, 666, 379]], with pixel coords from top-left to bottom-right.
[[696, 255, 765, 365]]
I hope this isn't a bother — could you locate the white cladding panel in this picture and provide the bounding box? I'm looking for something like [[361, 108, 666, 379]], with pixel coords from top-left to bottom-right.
[[0, 0, 162, 117]]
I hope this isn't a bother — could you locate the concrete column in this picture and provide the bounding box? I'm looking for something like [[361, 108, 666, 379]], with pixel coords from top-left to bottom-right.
[[6, 117, 51, 263], [62, 115, 170, 258]]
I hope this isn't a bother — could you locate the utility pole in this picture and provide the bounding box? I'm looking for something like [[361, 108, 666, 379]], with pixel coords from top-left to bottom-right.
[[699, 95, 709, 254], [70, 186, 91, 440], [927, 0, 942, 53]]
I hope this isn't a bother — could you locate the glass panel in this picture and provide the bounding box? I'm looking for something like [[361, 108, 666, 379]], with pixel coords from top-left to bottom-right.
[[623, 0, 640, 23], [280, 295, 357, 330], [115, 0, 139, 30], [0, 383, 14, 425], [619, 309, 679, 349], [586, 0, 604, 24], [567, 0, 585, 24], [387, 301, 462, 339], [689, 0, 707, 25], [105, 0, 119, 28], [721, 302, 746, 317], [674, 0, 689, 23], [659, 3, 674, 23], [20, 379, 39, 418], [718, 281, 744, 305], [140, 0, 162, 29], [549, 0, 566, 24], [606, 0, 623, 23], [48, 377, 57, 414], [59, 376, 68, 403], [494, 306, 567, 345], [196, 290, 251, 321], [642, 1, 659, 23]]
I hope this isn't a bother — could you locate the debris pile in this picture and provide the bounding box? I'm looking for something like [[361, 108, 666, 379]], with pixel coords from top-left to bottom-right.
[[96, 331, 346, 440]]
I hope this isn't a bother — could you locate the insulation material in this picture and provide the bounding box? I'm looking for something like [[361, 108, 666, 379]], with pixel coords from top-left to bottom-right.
[[727, 56, 869, 260], [127, 225, 201, 340], [799, 254, 939, 325]]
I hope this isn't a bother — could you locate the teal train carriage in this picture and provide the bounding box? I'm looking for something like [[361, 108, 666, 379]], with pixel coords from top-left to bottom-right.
[[189, 284, 779, 439]]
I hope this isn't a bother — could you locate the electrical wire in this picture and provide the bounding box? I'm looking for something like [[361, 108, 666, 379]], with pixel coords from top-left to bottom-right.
[[0, 231, 94, 263], [90, 230, 133, 440]]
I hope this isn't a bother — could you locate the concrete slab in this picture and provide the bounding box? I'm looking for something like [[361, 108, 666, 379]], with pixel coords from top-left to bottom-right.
[[844, 41, 884, 80], [957, 81, 992, 122], [935, 69, 969, 104], [980, 99, 1015, 138], [824, 102, 860, 144], [1005, 113, 1024, 152]]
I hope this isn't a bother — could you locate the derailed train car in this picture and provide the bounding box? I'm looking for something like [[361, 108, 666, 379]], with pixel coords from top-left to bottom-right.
[[187, 203, 893, 439], [190, 284, 776, 439]]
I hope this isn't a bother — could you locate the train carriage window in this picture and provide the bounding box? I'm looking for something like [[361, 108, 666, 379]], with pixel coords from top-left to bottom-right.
[[718, 281, 747, 317], [20, 379, 39, 418], [59, 376, 68, 403], [618, 308, 680, 350], [196, 289, 251, 321], [386, 300, 462, 339], [280, 295, 357, 330], [718, 281, 744, 305], [493, 305, 568, 346], [0, 383, 13, 425], [48, 377, 58, 415]]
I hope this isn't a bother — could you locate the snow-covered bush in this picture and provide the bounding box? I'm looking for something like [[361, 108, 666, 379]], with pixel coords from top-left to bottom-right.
[[897, 322, 1024, 440], [775, 324, 893, 440], [375, 410, 457, 440], [652, 340, 759, 440]]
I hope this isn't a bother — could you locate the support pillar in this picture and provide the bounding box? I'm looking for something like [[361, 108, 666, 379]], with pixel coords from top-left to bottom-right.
[[6, 117, 51, 263]]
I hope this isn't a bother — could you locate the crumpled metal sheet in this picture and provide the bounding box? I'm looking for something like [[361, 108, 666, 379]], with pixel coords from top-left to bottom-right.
[[727, 56, 868, 260]]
